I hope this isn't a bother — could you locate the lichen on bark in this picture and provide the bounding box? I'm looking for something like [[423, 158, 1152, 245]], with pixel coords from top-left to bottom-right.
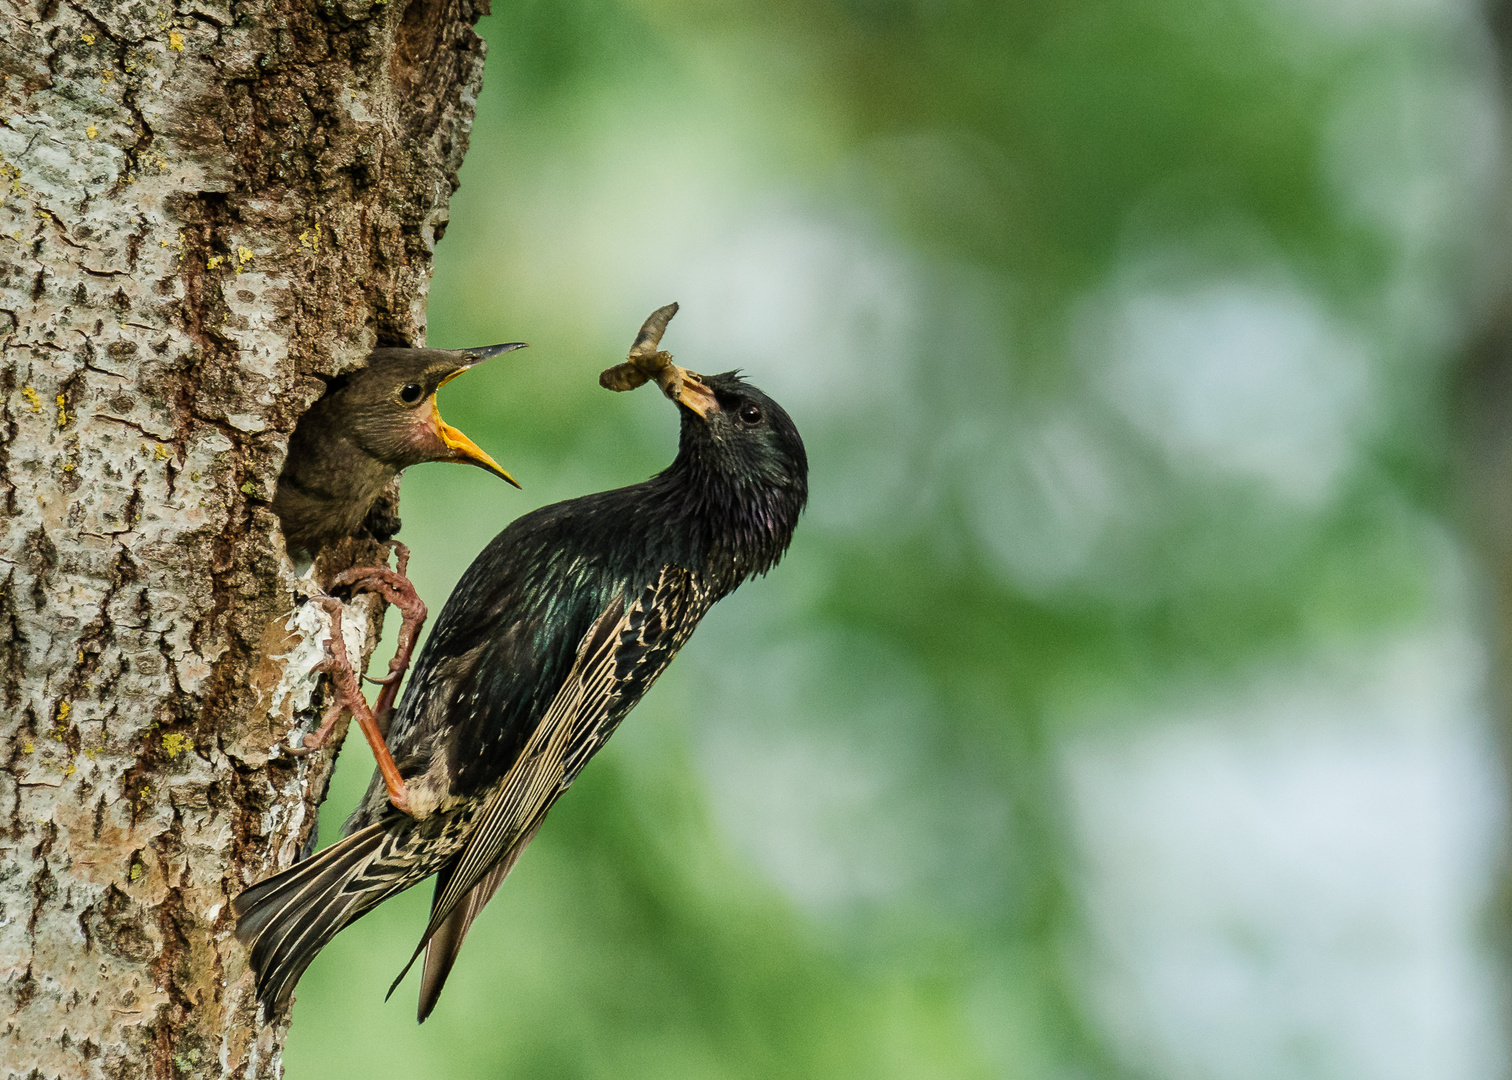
[[0, 1, 491, 1076]]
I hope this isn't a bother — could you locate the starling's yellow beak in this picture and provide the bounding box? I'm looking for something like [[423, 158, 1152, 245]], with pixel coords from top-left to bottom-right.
[[429, 345, 525, 487], [668, 369, 719, 420], [431, 403, 519, 487]]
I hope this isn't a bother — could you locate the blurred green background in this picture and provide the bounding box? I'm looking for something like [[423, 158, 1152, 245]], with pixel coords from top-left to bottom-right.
[[288, 1, 1508, 1077]]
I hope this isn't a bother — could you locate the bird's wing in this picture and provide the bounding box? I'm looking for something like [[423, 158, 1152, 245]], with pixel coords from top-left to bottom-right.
[[389, 564, 711, 1001]]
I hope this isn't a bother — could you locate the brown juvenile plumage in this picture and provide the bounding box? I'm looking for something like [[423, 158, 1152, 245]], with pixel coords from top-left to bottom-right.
[[274, 343, 524, 561]]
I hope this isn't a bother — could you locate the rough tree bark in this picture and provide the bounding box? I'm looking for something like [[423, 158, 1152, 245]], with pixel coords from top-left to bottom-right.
[[0, 1, 490, 1076]]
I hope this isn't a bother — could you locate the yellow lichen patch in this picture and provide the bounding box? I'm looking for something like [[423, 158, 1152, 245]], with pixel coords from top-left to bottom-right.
[[56, 701, 71, 725], [235, 246, 254, 272], [56, 393, 69, 427], [99, 68, 112, 83], [81, 32, 95, 45], [21, 742, 33, 754], [154, 444, 169, 460], [63, 762, 77, 778], [205, 255, 222, 270], [129, 862, 143, 881], [298, 222, 322, 253], [21, 385, 40, 412], [1, 158, 25, 204], [86, 125, 97, 139], [61, 462, 75, 473], [161, 731, 192, 758], [168, 31, 184, 51]]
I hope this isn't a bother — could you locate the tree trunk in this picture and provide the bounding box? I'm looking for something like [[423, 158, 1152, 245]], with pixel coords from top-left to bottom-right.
[[0, 2, 489, 1075]]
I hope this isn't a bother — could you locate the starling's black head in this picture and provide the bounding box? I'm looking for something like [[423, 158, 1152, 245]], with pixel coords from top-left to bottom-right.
[[335, 345, 525, 486], [669, 370, 808, 578]]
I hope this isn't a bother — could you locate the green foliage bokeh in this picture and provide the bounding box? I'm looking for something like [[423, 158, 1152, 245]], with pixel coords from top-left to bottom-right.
[[285, 1, 1494, 1076]]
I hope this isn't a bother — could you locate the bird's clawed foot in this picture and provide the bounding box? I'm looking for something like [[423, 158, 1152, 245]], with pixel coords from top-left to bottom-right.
[[284, 597, 363, 757], [335, 542, 429, 729], [286, 597, 414, 814], [283, 542, 427, 818]]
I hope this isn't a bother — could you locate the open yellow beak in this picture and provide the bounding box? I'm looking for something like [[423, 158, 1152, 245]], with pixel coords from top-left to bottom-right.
[[427, 344, 525, 487], [432, 405, 519, 487]]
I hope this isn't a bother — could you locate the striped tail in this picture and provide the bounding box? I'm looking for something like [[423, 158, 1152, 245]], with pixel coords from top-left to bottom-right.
[[410, 814, 545, 1022], [233, 822, 429, 1014]]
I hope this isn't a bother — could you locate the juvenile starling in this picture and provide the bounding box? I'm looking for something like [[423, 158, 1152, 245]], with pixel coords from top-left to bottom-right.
[[234, 306, 807, 1020], [273, 343, 524, 809], [274, 343, 524, 561]]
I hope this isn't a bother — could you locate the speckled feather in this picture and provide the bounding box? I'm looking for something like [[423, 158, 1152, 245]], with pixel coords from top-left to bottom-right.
[[234, 371, 807, 1020]]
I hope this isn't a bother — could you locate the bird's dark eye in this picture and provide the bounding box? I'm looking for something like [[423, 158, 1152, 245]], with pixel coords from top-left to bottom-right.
[[399, 383, 424, 405], [739, 403, 762, 425]]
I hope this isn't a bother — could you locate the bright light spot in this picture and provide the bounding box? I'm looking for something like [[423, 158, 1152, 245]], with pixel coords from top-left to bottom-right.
[[1324, 63, 1499, 275], [1063, 628, 1504, 1080], [965, 410, 1125, 595], [1087, 276, 1373, 505]]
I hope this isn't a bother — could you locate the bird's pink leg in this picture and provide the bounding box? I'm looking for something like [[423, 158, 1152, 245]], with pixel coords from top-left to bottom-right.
[[282, 541, 425, 813], [286, 597, 413, 815], [333, 542, 429, 731]]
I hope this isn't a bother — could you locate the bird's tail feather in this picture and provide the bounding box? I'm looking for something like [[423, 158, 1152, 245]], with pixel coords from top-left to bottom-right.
[[393, 814, 546, 1021], [414, 860, 510, 1022], [233, 822, 418, 1014]]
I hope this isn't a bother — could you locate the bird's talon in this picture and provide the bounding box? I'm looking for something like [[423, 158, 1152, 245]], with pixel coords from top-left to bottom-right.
[[283, 716, 333, 756], [388, 541, 412, 577]]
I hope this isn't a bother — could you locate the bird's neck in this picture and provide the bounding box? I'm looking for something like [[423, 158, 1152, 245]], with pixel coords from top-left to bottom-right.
[[649, 451, 800, 592]]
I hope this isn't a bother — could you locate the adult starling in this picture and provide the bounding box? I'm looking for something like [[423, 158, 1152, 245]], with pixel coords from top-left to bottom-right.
[[234, 306, 808, 1021], [273, 343, 524, 810]]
